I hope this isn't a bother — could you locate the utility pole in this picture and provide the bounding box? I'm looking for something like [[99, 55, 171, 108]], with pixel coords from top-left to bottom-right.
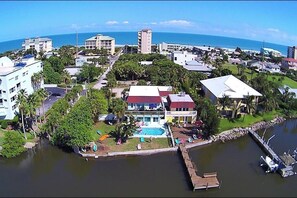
[[76, 31, 78, 59]]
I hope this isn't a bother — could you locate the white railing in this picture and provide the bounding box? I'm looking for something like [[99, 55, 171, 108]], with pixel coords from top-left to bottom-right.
[[165, 111, 197, 116]]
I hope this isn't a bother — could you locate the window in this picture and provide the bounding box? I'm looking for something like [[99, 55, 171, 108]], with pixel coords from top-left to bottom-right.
[[153, 117, 158, 122], [144, 117, 151, 122], [23, 72, 26, 76], [0, 99, 3, 105], [15, 75, 18, 80], [10, 95, 17, 102], [9, 87, 15, 94], [174, 57, 177, 61], [12, 104, 17, 110]]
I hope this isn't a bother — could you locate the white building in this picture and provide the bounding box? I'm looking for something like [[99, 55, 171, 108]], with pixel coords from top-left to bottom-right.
[[138, 29, 152, 54], [22, 37, 52, 53], [171, 51, 197, 66], [85, 34, 115, 55], [260, 47, 282, 57], [75, 55, 100, 67], [0, 55, 43, 120]]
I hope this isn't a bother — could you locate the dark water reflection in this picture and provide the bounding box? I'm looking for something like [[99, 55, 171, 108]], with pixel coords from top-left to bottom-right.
[[0, 119, 296, 197]]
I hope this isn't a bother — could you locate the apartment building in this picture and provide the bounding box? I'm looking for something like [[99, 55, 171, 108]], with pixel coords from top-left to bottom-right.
[[22, 37, 52, 53], [0, 55, 43, 120], [171, 51, 197, 66], [85, 34, 115, 55], [287, 46, 297, 59], [138, 29, 152, 54]]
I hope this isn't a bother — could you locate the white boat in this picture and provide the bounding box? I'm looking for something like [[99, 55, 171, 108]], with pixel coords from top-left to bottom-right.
[[260, 156, 279, 173]]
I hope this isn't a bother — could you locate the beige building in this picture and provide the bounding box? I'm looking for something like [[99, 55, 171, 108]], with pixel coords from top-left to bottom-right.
[[138, 29, 152, 54], [85, 34, 115, 55], [22, 37, 52, 53]]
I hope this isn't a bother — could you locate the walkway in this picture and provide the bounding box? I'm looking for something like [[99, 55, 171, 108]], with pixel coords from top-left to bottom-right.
[[178, 144, 220, 191]]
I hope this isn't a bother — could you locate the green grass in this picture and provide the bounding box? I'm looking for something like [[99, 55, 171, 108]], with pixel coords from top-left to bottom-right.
[[91, 121, 171, 152], [218, 111, 280, 132], [103, 137, 171, 152], [266, 75, 297, 88], [222, 63, 253, 80], [91, 121, 116, 141], [0, 129, 36, 146], [222, 63, 297, 88]]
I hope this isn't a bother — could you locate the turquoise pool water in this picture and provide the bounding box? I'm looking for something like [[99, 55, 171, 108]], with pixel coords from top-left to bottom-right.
[[135, 127, 165, 135]]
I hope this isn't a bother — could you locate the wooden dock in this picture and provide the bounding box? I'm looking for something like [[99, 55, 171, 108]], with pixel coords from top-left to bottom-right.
[[178, 145, 220, 191]]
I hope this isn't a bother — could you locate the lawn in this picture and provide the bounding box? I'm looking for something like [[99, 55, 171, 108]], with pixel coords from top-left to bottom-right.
[[218, 111, 280, 132], [102, 137, 171, 152], [222, 63, 297, 88], [91, 121, 116, 141], [0, 129, 36, 146], [91, 121, 172, 152]]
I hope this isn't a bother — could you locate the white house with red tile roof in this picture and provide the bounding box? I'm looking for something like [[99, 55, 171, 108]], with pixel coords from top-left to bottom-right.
[[281, 58, 297, 70], [125, 86, 197, 124]]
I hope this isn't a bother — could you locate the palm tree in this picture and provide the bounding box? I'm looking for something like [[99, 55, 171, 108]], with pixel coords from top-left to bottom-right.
[[61, 70, 71, 93], [36, 88, 49, 122], [110, 98, 127, 123], [16, 89, 28, 140], [244, 93, 256, 114], [27, 93, 40, 138], [218, 94, 231, 115]]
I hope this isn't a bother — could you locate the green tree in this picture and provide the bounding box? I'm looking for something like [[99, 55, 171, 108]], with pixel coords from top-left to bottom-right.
[[1, 132, 25, 158], [110, 98, 127, 123], [61, 70, 71, 93], [16, 89, 28, 140]]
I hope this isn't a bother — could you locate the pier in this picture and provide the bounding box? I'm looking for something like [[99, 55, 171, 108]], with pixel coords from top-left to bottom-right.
[[248, 129, 296, 177], [178, 145, 220, 191]]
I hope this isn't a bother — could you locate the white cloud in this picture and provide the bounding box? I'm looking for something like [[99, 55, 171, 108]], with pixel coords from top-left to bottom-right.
[[106, 21, 119, 25], [159, 20, 192, 26], [267, 28, 280, 33], [123, 21, 129, 24], [151, 22, 157, 25]]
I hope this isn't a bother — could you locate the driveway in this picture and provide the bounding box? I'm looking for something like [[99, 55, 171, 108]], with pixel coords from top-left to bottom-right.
[[93, 50, 122, 90], [38, 87, 67, 116]]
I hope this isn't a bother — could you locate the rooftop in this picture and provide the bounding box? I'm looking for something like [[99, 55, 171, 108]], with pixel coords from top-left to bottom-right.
[[86, 34, 115, 41], [283, 58, 297, 63], [200, 75, 262, 98], [128, 86, 172, 97], [168, 93, 194, 103]]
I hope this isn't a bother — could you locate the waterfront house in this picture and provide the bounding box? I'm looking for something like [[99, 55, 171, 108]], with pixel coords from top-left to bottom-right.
[[0, 55, 43, 120], [200, 75, 262, 117], [125, 86, 197, 124], [165, 93, 197, 124]]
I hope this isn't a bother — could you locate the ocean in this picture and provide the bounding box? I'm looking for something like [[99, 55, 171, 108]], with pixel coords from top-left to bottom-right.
[[0, 32, 288, 55]]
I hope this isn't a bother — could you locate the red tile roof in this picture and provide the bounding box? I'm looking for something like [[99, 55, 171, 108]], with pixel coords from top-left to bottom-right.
[[283, 58, 297, 63], [169, 102, 195, 109], [127, 96, 161, 103], [159, 91, 172, 97]]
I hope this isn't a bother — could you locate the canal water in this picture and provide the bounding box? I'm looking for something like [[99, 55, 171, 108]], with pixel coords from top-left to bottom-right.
[[0, 119, 296, 197]]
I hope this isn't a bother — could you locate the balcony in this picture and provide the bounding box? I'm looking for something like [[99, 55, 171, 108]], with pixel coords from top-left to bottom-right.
[[125, 110, 165, 116], [165, 111, 197, 117]]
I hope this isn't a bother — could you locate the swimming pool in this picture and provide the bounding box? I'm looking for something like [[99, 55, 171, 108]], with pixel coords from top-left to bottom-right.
[[135, 127, 165, 136]]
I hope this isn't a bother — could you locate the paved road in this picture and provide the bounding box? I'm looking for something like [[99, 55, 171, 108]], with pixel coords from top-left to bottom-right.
[[93, 50, 122, 90]]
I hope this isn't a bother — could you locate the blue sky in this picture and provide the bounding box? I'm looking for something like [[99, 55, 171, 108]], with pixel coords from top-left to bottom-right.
[[1, 1, 297, 46]]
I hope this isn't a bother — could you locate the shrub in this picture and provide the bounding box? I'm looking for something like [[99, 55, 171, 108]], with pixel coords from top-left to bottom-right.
[[1, 132, 25, 158], [1, 121, 8, 129]]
